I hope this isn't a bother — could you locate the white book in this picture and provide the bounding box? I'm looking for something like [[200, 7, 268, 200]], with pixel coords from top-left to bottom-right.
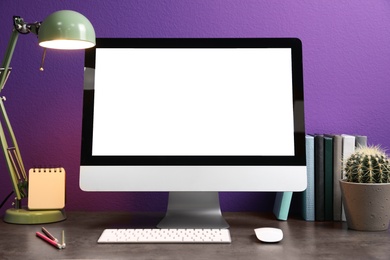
[[341, 134, 356, 221]]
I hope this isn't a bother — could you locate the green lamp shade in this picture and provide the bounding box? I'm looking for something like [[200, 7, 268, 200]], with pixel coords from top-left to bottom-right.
[[38, 10, 96, 50]]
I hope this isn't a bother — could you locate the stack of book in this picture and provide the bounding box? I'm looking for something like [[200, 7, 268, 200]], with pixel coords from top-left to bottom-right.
[[302, 134, 367, 221]]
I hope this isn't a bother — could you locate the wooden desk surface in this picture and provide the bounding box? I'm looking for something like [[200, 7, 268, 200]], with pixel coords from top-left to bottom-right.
[[0, 211, 389, 259]]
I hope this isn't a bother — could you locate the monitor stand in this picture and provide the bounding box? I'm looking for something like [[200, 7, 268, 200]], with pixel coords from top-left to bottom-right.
[[157, 192, 229, 229]]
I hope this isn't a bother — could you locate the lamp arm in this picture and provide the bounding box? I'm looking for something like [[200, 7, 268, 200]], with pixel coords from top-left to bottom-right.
[[0, 29, 18, 91], [0, 16, 35, 203], [0, 99, 25, 201], [0, 17, 41, 90]]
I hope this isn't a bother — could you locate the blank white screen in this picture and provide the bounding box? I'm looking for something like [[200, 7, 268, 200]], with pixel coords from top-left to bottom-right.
[[92, 48, 295, 156]]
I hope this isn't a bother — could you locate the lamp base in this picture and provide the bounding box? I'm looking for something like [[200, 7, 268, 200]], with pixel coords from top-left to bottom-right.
[[3, 208, 66, 224]]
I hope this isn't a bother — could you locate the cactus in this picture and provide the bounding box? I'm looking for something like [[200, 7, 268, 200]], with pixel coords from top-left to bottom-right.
[[344, 146, 390, 183]]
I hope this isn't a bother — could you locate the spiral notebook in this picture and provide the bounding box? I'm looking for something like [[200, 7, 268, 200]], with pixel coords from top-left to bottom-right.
[[28, 167, 66, 210]]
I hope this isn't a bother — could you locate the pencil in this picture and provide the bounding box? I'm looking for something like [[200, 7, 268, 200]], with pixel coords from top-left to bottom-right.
[[61, 230, 66, 249], [36, 232, 62, 249], [42, 227, 58, 242]]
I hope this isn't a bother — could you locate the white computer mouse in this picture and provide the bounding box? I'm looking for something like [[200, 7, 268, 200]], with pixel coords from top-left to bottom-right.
[[254, 227, 283, 243]]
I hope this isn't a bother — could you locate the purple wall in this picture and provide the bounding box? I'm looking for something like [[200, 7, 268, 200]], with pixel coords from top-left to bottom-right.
[[1, 1, 390, 215]]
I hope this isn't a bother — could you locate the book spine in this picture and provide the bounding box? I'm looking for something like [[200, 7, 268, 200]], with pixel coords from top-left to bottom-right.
[[314, 135, 325, 221], [332, 135, 343, 221], [302, 135, 315, 221], [324, 136, 333, 221], [341, 135, 356, 221]]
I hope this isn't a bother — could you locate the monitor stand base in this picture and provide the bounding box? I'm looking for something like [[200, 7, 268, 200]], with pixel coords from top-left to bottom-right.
[[157, 192, 229, 229]]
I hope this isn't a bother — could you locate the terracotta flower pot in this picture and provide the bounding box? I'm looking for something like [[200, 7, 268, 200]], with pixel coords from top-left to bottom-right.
[[339, 179, 390, 231]]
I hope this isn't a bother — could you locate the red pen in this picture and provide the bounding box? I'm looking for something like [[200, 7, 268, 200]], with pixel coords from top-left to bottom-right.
[[36, 232, 62, 249]]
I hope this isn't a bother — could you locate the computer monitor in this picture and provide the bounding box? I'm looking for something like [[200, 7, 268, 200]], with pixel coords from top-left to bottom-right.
[[80, 38, 306, 228]]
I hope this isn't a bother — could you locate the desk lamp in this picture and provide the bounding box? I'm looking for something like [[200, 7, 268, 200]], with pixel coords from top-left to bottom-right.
[[0, 10, 95, 224]]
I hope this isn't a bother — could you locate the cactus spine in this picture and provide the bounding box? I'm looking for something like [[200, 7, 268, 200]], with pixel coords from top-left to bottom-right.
[[344, 146, 390, 183]]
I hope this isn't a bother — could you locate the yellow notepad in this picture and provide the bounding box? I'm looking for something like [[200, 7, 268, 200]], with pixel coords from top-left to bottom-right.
[[28, 167, 66, 210]]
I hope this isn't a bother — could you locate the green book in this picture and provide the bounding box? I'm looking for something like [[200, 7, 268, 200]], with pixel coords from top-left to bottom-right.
[[314, 135, 325, 221], [324, 136, 334, 221], [331, 135, 342, 221]]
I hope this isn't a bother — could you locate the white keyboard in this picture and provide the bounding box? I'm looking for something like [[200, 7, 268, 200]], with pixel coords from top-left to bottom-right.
[[98, 228, 231, 244]]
